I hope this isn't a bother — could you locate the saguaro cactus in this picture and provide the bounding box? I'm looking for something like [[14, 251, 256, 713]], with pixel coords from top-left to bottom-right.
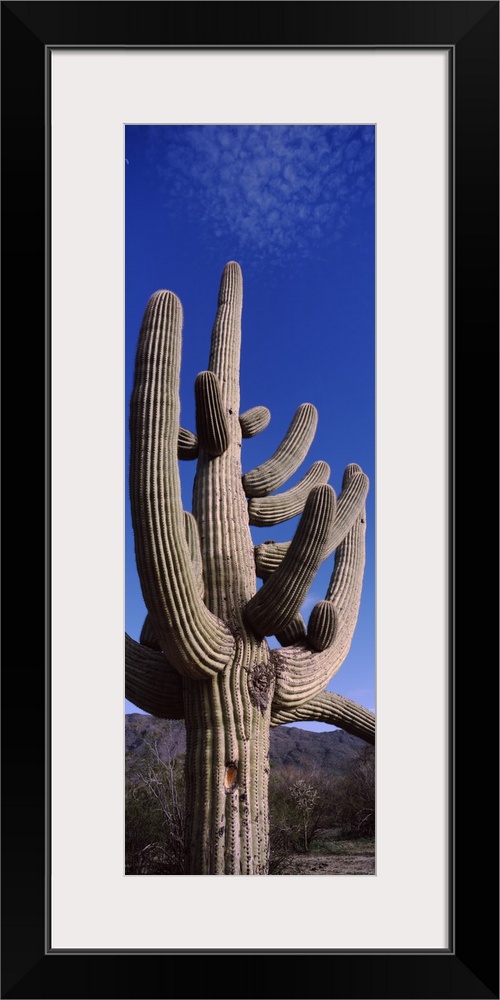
[[126, 261, 375, 875]]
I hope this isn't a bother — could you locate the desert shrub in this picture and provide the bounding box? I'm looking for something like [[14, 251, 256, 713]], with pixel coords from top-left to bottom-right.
[[125, 737, 185, 874], [334, 744, 375, 838], [269, 765, 328, 855]]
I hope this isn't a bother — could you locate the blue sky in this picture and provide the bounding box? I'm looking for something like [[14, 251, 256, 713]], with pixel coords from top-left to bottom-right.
[[125, 124, 375, 730]]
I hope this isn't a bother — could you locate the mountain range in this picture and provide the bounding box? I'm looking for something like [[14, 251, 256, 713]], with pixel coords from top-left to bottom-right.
[[125, 713, 368, 776]]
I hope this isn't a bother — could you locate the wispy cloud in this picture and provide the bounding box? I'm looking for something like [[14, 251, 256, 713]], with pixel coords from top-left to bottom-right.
[[150, 125, 374, 264]]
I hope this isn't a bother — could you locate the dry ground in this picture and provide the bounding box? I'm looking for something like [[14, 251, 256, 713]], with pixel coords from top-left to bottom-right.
[[274, 835, 375, 875], [278, 852, 375, 875]]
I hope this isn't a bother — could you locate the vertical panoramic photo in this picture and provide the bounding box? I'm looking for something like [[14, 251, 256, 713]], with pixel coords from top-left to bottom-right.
[[125, 124, 375, 876]]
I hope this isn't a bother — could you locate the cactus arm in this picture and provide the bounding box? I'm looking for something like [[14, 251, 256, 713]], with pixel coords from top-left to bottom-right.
[[125, 633, 184, 720], [248, 461, 330, 527], [275, 614, 307, 647], [195, 371, 230, 456], [239, 406, 271, 438], [253, 466, 368, 578], [129, 289, 235, 679], [254, 540, 290, 580], [242, 403, 318, 498], [253, 471, 365, 643], [184, 511, 204, 598], [272, 484, 366, 706], [192, 263, 256, 625], [178, 427, 199, 460], [271, 690, 375, 745], [307, 601, 338, 651], [141, 516, 204, 615], [327, 465, 369, 553], [139, 614, 161, 650], [244, 484, 337, 638]]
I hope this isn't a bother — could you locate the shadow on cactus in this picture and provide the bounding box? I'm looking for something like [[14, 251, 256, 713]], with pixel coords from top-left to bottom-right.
[[126, 261, 375, 875]]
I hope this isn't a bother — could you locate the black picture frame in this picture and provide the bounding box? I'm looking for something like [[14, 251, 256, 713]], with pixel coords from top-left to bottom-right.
[[1, 2, 498, 998]]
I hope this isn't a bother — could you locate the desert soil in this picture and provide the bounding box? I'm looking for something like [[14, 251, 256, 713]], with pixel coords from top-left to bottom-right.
[[279, 853, 375, 875]]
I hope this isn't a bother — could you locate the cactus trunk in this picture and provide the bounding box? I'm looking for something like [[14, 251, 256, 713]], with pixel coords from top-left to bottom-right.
[[183, 645, 272, 875], [126, 262, 375, 875]]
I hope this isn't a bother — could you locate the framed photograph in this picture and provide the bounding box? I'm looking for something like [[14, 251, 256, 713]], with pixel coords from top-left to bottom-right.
[[2, 2, 498, 998]]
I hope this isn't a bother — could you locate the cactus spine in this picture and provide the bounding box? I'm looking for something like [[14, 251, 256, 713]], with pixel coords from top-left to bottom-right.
[[126, 262, 374, 875]]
